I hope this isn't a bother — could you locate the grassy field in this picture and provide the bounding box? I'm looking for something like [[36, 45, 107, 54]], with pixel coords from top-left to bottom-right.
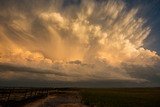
[[80, 88, 160, 107]]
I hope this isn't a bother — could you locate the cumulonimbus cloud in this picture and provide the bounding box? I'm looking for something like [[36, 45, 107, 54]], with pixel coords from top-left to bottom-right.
[[0, 0, 160, 86]]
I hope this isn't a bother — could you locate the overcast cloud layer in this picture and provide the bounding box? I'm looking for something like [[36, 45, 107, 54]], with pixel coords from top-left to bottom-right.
[[0, 0, 160, 87]]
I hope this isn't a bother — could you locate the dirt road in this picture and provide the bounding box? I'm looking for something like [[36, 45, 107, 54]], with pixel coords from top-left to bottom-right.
[[24, 91, 87, 107]]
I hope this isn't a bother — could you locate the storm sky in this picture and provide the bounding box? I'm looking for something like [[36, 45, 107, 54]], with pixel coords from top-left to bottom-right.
[[0, 0, 160, 87]]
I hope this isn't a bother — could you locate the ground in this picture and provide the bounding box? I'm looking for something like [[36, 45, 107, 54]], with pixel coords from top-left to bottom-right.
[[24, 90, 87, 107]]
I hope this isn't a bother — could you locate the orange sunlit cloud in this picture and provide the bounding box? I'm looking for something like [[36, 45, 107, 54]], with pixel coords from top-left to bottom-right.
[[0, 0, 160, 86]]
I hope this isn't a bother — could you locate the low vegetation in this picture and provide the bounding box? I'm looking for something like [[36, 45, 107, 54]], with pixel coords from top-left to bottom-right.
[[80, 88, 160, 107], [1, 87, 160, 107]]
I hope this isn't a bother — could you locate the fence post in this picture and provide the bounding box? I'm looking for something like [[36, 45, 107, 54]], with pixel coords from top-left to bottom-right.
[[7, 89, 12, 102], [30, 90, 33, 98], [24, 89, 28, 99]]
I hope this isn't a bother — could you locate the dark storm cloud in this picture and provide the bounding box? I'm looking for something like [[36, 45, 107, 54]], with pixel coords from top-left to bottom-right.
[[0, 63, 67, 76], [68, 60, 82, 65], [62, 0, 81, 7], [0, 79, 156, 88], [123, 63, 160, 84]]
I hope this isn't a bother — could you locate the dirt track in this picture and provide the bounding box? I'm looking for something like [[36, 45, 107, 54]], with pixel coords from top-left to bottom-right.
[[24, 91, 87, 107]]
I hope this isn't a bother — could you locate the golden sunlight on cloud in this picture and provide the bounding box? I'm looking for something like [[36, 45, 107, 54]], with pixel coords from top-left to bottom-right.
[[0, 0, 160, 83]]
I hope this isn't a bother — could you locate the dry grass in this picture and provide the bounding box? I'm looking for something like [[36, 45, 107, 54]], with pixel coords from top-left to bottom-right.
[[80, 88, 160, 107]]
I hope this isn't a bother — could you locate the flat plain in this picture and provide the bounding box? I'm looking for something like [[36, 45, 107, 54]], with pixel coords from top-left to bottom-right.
[[80, 88, 160, 107], [0, 87, 160, 107]]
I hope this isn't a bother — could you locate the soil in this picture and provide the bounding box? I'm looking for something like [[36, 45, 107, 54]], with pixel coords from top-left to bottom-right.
[[24, 91, 87, 107]]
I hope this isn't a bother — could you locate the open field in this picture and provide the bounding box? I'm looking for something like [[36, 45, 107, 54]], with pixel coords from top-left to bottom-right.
[[80, 88, 160, 107], [0, 87, 160, 107]]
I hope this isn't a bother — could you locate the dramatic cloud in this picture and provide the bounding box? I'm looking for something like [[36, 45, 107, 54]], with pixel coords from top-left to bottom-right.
[[0, 0, 160, 87]]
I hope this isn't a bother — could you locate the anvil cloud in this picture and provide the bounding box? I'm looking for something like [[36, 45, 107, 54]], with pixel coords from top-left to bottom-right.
[[0, 0, 160, 87]]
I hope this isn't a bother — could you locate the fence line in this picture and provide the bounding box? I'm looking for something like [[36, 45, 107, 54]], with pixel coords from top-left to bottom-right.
[[0, 87, 54, 106]]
